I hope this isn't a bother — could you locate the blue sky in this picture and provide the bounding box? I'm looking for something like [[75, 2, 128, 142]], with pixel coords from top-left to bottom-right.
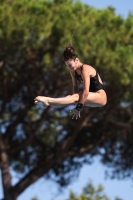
[[0, 1, 133, 200], [82, 0, 133, 18]]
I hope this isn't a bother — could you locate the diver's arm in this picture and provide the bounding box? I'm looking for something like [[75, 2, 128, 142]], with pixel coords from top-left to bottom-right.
[[78, 65, 90, 105], [70, 70, 79, 94]]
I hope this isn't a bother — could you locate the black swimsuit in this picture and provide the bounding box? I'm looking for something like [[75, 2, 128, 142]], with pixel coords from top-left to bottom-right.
[[75, 70, 104, 92]]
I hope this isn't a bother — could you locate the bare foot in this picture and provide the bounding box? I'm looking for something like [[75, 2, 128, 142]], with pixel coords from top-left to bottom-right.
[[34, 96, 49, 107]]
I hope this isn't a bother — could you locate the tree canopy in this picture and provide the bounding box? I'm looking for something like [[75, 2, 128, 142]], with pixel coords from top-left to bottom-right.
[[67, 181, 123, 200], [0, 0, 133, 199], [31, 181, 123, 200]]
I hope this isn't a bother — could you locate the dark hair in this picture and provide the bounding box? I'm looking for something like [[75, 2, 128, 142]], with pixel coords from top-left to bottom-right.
[[63, 46, 78, 61]]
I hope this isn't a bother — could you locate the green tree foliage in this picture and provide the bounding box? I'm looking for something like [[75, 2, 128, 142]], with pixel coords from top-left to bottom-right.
[[0, 0, 133, 199], [31, 197, 38, 200], [67, 181, 123, 200], [30, 181, 123, 200]]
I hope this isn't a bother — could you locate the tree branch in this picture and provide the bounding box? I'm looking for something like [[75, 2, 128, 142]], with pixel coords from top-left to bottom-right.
[[0, 133, 13, 199], [10, 107, 50, 155], [108, 117, 132, 130], [60, 110, 97, 153], [12, 153, 55, 198]]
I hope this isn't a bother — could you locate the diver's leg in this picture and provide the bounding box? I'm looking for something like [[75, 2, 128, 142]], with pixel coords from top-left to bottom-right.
[[85, 90, 107, 107], [34, 90, 107, 108], [34, 94, 79, 107]]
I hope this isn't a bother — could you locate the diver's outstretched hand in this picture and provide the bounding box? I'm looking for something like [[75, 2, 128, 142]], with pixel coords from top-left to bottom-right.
[[70, 108, 81, 120]]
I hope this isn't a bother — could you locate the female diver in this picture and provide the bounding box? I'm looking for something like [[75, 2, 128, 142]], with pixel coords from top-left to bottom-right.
[[34, 46, 107, 119]]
